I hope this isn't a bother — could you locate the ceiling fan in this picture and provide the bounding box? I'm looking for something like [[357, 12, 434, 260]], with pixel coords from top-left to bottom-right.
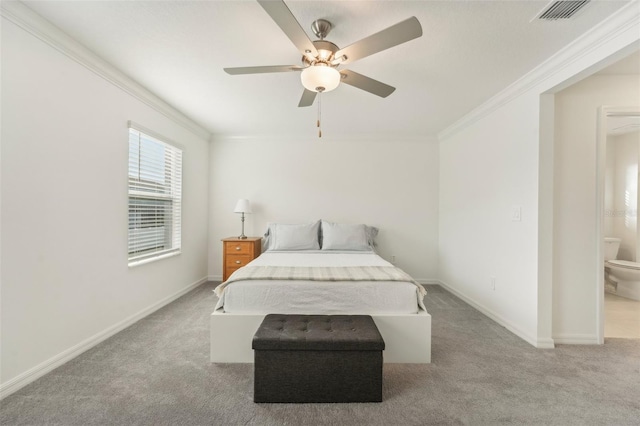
[[223, 0, 423, 108]]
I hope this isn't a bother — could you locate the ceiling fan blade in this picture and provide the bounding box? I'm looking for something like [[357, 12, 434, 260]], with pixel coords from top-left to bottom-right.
[[257, 0, 318, 59], [333, 17, 422, 65], [298, 89, 317, 107], [224, 65, 304, 75], [339, 70, 396, 98]]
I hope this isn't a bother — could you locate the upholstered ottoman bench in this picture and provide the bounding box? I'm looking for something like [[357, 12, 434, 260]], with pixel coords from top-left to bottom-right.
[[252, 314, 385, 403]]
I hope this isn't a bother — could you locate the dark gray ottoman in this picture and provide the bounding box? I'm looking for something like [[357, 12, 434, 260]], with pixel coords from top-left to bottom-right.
[[252, 314, 385, 403]]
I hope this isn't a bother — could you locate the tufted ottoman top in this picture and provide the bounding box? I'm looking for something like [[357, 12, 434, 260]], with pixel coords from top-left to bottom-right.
[[252, 314, 385, 351]]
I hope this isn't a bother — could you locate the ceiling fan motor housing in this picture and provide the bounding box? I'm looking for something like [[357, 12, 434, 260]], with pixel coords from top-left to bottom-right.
[[303, 40, 340, 67]]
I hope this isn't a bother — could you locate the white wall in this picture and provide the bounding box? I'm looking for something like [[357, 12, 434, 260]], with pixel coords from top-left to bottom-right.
[[207, 136, 439, 282], [1, 18, 210, 394], [553, 75, 640, 342], [609, 131, 639, 261], [438, 4, 639, 347], [439, 91, 541, 344], [605, 139, 616, 237]]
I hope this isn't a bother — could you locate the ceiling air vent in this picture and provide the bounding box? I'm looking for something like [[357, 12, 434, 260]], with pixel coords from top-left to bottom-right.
[[536, 0, 590, 20]]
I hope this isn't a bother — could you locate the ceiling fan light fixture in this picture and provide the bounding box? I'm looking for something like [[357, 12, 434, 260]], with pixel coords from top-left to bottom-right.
[[301, 65, 340, 93]]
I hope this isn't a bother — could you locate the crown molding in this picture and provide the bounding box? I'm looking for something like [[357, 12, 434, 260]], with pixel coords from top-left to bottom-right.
[[438, 1, 640, 141], [210, 131, 438, 144], [1, 0, 212, 141]]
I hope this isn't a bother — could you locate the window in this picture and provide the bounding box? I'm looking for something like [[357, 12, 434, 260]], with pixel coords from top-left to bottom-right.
[[128, 124, 182, 265]]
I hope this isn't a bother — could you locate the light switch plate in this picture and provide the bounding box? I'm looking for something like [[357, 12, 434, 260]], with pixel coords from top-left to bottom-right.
[[511, 205, 522, 222]]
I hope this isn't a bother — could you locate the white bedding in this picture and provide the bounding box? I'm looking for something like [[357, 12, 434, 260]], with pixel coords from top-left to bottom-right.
[[215, 251, 426, 314]]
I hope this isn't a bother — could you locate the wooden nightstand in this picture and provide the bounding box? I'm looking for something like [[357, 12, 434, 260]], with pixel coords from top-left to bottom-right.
[[222, 237, 261, 281]]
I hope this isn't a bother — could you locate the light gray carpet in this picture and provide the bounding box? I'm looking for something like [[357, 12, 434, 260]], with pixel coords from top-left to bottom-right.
[[1, 283, 639, 425]]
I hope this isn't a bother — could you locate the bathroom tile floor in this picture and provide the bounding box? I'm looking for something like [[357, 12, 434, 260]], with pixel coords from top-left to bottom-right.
[[605, 292, 640, 338]]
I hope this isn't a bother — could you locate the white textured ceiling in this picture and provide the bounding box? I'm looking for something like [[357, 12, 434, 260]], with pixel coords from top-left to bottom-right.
[[22, 0, 633, 139]]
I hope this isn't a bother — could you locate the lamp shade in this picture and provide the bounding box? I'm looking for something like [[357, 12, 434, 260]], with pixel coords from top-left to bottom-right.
[[233, 199, 252, 214], [301, 65, 340, 93]]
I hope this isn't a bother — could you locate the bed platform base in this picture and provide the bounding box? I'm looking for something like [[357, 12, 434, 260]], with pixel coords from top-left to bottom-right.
[[210, 310, 431, 363]]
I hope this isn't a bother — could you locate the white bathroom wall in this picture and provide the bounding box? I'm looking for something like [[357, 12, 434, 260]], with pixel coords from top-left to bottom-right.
[[611, 132, 639, 261], [208, 135, 439, 282], [1, 18, 210, 395], [553, 74, 640, 343], [604, 139, 616, 237]]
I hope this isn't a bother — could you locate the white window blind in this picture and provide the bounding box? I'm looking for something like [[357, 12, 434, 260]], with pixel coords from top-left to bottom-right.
[[128, 125, 182, 265]]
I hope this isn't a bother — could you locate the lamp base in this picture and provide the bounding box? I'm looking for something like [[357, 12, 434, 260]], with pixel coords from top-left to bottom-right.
[[238, 212, 248, 239]]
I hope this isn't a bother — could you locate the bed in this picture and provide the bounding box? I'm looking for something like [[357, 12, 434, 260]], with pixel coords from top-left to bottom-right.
[[210, 221, 431, 363]]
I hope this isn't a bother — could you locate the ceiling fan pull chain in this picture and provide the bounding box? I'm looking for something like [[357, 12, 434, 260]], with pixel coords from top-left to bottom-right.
[[317, 91, 322, 138]]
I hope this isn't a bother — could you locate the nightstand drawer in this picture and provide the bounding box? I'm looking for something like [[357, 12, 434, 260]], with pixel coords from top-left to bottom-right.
[[226, 265, 243, 278], [224, 241, 253, 255], [225, 254, 252, 269]]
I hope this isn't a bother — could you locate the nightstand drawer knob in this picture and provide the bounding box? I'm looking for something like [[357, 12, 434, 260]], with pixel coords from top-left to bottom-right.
[[235, 260, 241, 264], [235, 246, 241, 251]]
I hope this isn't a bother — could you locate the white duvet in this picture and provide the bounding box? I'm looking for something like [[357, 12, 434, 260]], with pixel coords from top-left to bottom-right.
[[214, 251, 426, 314]]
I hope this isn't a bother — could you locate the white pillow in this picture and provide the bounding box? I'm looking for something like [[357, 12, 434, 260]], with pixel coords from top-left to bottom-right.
[[365, 225, 379, 248], [269, 221, 320, 251], [321, 221, 371, 251]]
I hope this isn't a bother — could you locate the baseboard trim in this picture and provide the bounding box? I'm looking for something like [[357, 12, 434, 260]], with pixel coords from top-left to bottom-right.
[[553, 334, 599, 345], [535, 338, 556, 349], [438, 280, 554, 349], [0, 276, 208, 400], [207, 275, 222, 282]]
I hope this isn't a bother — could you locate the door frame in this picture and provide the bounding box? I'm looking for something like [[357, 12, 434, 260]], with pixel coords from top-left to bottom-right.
[[595, 105, 640, 344]]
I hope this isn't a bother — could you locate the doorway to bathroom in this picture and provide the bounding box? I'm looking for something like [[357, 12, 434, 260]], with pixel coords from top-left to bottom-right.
[[598, 108, 640, 340]]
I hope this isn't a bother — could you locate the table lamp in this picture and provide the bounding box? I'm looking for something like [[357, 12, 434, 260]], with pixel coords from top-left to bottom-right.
[[233, 199, 252, 239]]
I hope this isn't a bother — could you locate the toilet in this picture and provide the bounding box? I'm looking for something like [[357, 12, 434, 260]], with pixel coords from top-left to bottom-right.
[[604, 237, 640, 301]]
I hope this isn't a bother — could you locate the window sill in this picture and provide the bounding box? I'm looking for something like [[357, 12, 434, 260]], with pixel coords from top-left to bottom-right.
[[128, 250, 181, 268]]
